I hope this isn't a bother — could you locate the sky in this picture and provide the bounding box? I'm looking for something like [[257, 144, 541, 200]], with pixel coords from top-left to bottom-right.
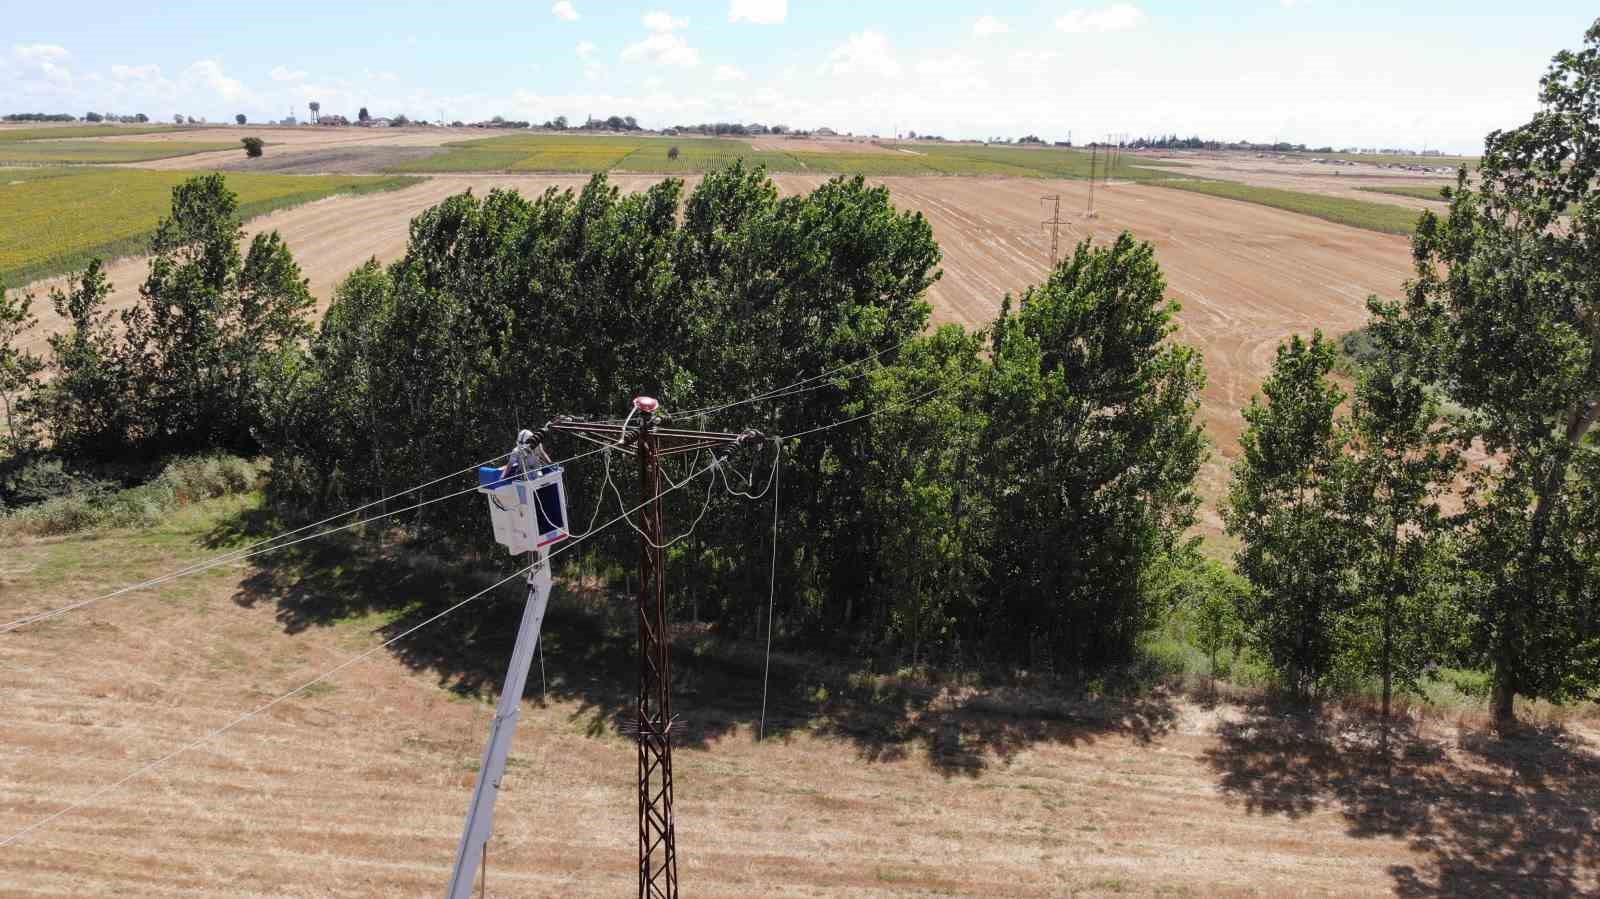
[[4, 2, 1595, 153]]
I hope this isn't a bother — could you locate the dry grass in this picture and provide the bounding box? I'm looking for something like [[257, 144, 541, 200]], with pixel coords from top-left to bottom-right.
[[4, 496, 1599, 896]]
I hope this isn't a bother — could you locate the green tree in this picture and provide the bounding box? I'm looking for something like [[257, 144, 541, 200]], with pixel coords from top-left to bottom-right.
[[241, 136, 264, 157], [358, 106, 370, 124], [0, 283, 44, 455], [235, 113, 246, 125], [861, 325, 989, 665], [1337, 353, 1458, 722], [120, 174, 313, 457], [36, 261, 135, 458], [1373, 20, 1600, 727], [983, 234, 1208, 672], [1225, 332, 1352, 697]]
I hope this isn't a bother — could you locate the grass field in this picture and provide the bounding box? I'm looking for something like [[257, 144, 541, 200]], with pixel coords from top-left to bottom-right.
[[1357, 183, 1453, 202], [1154, 178, 1426, 235], [0, 140, 240, 165], [391, 133, 1178, 180], [0, 124, 190, 142], [0, 167, 423, 286]]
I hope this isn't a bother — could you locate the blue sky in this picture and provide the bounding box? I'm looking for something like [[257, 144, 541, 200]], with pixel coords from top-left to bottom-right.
[[4, 2, 1594, 152]]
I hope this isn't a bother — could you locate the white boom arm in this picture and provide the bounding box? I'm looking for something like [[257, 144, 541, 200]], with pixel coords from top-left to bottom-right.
[[445, 548, 552, 899]]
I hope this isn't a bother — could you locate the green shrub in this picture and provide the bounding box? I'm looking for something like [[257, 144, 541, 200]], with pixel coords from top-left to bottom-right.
[[1, 453, 263, 536]]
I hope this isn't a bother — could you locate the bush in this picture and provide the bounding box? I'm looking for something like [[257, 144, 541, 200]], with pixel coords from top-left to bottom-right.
[[0, 455, 117, 509], [241, 136, 264, 158], [1, 454, 263, 536], [668, 145, 680, 160]]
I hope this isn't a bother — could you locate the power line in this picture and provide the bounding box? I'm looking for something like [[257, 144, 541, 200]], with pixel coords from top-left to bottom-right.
[[670, 336, 918, 422], [0, 444, 613, 636], [778, 383, 949, 441], [0, 456, 723, 850]]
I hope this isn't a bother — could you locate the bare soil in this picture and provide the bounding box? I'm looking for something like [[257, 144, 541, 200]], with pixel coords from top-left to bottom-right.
[[214, 146, 443, 175], [3, 513, 1596, 897]]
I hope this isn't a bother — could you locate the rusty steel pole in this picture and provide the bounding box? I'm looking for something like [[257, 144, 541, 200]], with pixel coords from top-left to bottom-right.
[[634, 406, 679, 899]]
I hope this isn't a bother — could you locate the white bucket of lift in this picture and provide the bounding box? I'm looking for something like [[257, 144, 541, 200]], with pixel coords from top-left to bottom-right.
[[478, 463, 569, 555]]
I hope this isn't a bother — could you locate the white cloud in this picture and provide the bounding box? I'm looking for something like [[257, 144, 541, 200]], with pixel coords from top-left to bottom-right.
[[269, 65, 307, 82], [1056, 4, 1148, 33], [14, 43, 69, 63], [821, 30, 900, 80], [111, 63, 162, 81], [183, 59, 252, 103], [576, 40, 596, 60], [972, 15, 1008, 36], [728, 0, 786, 24], [622, 32, 700, 67], [642, 10, 688, 32], [12, 43, 73, 84], [552, 1, 579, 22], [713, 64, 747, 82]]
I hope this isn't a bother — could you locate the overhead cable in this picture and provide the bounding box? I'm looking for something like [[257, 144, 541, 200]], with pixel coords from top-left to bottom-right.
[[0, 455, 724, 849]]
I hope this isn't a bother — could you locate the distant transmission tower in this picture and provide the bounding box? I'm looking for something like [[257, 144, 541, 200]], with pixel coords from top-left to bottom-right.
[[1040, 194, 1068, 267], [1086, 144, 1099, 219]]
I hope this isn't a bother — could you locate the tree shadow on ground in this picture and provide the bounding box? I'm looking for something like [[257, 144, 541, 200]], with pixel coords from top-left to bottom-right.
[[1204, 697, 1600, 897], [216, 516, 1176, 778]]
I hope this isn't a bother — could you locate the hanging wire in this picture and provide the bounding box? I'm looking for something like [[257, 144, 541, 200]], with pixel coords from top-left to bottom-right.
[[0, 443, 612, 636], [668, 335, 917, 422]]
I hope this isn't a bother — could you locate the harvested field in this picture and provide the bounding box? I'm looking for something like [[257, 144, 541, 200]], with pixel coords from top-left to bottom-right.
[[1144, 151, 1455, 212], [748, 138, 900, 154], [12, 172, 1416, 537], [125, 126, 481, 172], [3, 499, 1597, 897], [215, 145, 444, 175]]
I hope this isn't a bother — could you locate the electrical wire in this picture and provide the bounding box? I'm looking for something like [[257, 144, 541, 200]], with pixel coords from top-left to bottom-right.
[[719, 441, 780, 501], [602, 445, 719, 550], [778, 384, 947, 442], [0, 443, 613, 636], [0, 456, 724, 850], [669, 335, 917, 422]]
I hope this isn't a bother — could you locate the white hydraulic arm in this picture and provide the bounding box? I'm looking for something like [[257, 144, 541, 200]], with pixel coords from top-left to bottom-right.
[[444, 546, 552, 899]]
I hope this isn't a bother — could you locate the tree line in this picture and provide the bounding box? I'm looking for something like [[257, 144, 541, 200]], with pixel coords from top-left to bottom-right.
[[2, 19, 1597, 727]]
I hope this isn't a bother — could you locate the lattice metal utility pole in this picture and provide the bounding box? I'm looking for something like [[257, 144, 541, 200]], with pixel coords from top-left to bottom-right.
[[1040, 194, 1067, 267], [633, 409, 676, 899], [1086, 144, 1099, 219], [550, 401, 762, 899]]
